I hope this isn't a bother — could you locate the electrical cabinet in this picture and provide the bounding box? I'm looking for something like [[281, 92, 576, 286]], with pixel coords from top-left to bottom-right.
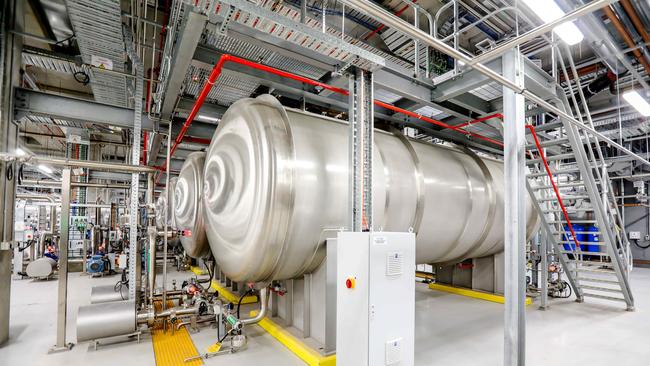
[[336, 232, 415, 366]]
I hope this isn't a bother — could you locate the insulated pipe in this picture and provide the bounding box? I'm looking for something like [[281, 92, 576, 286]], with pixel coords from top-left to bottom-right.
[[8, 155, 158, 173], [20, 179, 131, 189], [602, 6, 650, 77]]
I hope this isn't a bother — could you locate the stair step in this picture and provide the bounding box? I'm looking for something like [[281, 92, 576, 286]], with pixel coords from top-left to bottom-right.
[[533, 181, 586, 190], [581, 292, 627, 302], [561, 251, 609, 256], [577, 277, 620, 285], [547, 220, 597, 224], [527, 153, 576, 165], [537, 195, 590, 202], [542, 208, 593, 213], [527, 167, 581, 177], [581, 285, 622, 293], [574, 264, 615, 272]]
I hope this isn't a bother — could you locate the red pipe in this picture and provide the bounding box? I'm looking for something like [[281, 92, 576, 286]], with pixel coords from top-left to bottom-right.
[[374, 100, 504, 147], [525, 125, 581, 250], [142, 131, 148, 165], [156, 53, 503, 183]]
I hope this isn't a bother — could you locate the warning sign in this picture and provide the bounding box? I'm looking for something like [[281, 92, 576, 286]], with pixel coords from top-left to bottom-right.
[[91, 55, 113, 70]]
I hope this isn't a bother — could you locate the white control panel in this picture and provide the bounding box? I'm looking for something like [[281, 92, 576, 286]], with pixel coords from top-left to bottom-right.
[[336, 232, 415, 366]]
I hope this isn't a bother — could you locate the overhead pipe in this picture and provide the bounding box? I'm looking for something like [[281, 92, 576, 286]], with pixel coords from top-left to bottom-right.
[[619, 0, 650, 56], [8, 155, 159, 173], [338, 0, 650, 169], [155, 53, 505, 185], [602, 6, 650, 77]]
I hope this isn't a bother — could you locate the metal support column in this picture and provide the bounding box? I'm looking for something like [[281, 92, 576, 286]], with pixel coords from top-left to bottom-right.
[[50, 169, 73, 352], [348, 68, 374, 232], [303, 273, 312, 338], [0, 0, 22, 345], [503, 49, 526, 366], [125, 29, 143, 302]]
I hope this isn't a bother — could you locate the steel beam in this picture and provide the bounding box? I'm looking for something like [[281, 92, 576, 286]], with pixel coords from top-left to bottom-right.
[[432, 57, 556, 104], [503, 49, 526, 366], [13, 88, 154, 130], [159, 10, 207, 118], [340, 0, 650, 169]]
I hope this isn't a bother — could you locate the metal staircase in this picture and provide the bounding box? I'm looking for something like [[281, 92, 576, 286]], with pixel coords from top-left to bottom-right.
[[524, 120, 634, 311]]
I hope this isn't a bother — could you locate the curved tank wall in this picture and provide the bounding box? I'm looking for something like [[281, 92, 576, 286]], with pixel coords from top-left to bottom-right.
[[156, 176, 178, 230], [203, 95, 539, 282], [174, 152, 211, 258]]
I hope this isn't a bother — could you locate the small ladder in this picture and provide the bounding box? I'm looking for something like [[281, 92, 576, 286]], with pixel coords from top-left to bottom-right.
[[525, 123, 634, 311]]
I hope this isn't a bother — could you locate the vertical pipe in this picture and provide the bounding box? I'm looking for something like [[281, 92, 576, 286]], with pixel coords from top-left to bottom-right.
[[162, 122, 172, 309], [147, 173, 156, 306], [503, 49, 526, 366], [52, 169, 72, 351]]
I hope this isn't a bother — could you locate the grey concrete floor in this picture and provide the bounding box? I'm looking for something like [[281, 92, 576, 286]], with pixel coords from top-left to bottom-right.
[[1, 266, 649, 365]]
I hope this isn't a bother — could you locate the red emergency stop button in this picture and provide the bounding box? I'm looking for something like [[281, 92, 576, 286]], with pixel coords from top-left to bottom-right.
[[345, 277, 355, 289]]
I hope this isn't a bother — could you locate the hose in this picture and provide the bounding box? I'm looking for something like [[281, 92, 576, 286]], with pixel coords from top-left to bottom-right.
[[114, 270, 129, 300], [236, 289, 256, 320], [634, 239, 650, 249]]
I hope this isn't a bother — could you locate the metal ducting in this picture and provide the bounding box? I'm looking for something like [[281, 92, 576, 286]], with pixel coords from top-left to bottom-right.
[[174, 152, 210, 258], [202, 95, 539, 282]]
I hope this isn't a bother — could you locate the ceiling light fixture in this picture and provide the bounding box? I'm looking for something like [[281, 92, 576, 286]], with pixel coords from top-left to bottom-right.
[[521, 0, 585, 45], [623, 90, 650, 117]]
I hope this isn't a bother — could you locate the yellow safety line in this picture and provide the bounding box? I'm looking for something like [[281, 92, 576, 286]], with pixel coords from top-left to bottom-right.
[[152, 301, 203, 366], [428, 283, 533, 305], [250, 311, 336, 366], [210, 280, 258, 304], [190, 265, 207, 276], [416, 271, 434, 280]]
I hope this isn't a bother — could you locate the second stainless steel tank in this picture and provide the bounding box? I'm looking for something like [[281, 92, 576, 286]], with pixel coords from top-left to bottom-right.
[[156, 176, 178, 230], [203, 95, 539, 282], [174, 152, 210, 258]]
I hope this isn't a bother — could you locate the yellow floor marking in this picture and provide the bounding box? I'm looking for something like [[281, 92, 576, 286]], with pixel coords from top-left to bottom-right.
[[190, 266, 207, 276], [416, 271, 434, 280], [250, 311, 336, 366], [210, 280, 258, 304], [428, 283, 533, 305], [152, 301, 203, 366]]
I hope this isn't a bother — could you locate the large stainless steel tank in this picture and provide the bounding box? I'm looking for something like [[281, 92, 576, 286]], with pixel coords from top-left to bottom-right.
[[156, 176, 178, 230], [203, 95, 539, 282], [174, 152, 210, 258]]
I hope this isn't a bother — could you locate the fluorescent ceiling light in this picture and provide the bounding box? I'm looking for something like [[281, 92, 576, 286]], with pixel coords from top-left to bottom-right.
[[15, 148, 26, 156], [623, 90, 650, 117], [521, 0, 584, 45], [38, 164, 53, 174]]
